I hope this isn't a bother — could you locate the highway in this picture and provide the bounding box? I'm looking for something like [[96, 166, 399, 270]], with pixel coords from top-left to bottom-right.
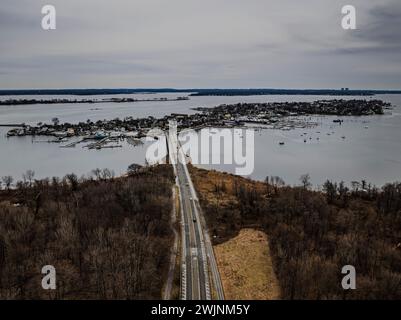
[[167, 127, 224, 300]]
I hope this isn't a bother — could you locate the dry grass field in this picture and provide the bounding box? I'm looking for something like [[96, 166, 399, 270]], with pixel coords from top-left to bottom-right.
[[214, 228, 280, 300]]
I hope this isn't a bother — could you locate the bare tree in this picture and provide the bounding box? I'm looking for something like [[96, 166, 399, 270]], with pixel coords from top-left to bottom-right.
[[300, 174, 312, 190], [2, 176, 13, 191], [127, 164, 142, 175], [22, 170, 35, 187], [351, 181, 360, 193], [101, 168, 114, 180], [91, 168, 102, 180], [270, 176, 285, 194], [65, 173, 79, 191]]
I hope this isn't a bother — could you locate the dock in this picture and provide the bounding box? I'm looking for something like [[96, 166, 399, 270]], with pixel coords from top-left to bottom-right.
[[60, 138, 86, 148]]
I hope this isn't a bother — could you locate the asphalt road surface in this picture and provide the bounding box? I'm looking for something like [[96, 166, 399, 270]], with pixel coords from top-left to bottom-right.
[[167, 128, 224, 300]]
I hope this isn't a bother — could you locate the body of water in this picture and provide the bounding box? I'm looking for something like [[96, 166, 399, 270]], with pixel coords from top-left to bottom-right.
[[1, 93, 400, 187]]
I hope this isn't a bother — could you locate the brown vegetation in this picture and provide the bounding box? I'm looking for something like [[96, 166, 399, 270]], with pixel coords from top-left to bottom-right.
[[190, 166, 401, 300], [214, 228, 280, 300], [0, 165, 175, 299]]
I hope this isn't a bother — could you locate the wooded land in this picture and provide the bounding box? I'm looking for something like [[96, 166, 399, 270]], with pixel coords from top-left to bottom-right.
[[0, 165, 174, 299], [190, 166, 401, 299]]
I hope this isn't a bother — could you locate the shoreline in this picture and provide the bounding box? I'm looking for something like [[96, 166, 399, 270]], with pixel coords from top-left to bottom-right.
[[0, 96, 189, 106], [3, 99, 388, 139]]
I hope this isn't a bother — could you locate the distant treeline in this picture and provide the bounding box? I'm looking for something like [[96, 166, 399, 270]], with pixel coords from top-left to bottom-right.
[[0, 88, 185, 96], [190, 167, 401, 300], [1, 88, 401, 96], [0, 165, 175, 299], [190, 89, 401, 96]]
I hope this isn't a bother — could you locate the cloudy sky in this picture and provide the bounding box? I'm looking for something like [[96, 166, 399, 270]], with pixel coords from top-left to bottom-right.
[[0, 0, 400, 89]]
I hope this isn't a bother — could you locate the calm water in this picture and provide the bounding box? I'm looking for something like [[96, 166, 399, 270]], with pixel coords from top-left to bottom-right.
[[1, 93, 400, 187]]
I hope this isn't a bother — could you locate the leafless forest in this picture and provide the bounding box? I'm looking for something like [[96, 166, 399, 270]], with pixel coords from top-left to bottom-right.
[[191, 167, 401, 299], [0, 165, 174, 299], [2, 163, 400, 300]]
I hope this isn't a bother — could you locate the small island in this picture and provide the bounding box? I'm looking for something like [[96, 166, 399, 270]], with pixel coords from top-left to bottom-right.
[[0, 96, 189, 106], [3, 99, 390, 149]]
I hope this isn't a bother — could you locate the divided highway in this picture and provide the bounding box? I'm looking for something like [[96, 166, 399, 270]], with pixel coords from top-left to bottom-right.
[[167, 127, 224, 300]]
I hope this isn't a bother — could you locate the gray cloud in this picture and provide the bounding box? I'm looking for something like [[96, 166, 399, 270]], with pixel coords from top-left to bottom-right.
[[356, 1, 401, 45], [331, 0, 401, 58], [0, 0, 400, 89]]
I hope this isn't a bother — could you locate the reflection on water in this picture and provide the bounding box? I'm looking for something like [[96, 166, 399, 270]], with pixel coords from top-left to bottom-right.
[[1, 93, 401, 187]]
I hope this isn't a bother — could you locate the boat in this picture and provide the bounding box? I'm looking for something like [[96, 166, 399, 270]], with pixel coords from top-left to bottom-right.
[[53, 131, 68, 138], [6, 129, 18, 137], [279, 142, 285, 145], [94, 130, 107, 139]]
